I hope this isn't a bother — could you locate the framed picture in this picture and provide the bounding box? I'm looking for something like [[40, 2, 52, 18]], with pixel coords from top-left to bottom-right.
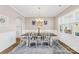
[[63, 24, 72, 34], [44, 21, 47, 25], [32, 20, 35, 25], [74, 23, 79, 36], [0, 16, 6, 24]]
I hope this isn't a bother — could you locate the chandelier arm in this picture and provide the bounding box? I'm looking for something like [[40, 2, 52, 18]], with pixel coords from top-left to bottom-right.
[[38, 7, 40, 18]]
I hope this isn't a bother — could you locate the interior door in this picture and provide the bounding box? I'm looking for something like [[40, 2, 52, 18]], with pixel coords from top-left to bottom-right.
[[16, 18, 22, 36]]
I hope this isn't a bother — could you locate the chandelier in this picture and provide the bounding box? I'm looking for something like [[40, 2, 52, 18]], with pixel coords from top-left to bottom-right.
[[36, 7, 43, 28]]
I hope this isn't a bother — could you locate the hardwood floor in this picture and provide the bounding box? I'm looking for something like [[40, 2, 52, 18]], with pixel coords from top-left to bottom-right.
[[0, 37, 21, 54], [58, 40, 79, 54], [0, 43, 19, 54], [0, 37, 79, 54]]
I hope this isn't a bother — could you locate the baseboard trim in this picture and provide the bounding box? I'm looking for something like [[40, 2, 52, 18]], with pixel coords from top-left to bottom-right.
[[0, 43, 19, 54], [58, 40, 79, 54], [0, 37, 21, 54]]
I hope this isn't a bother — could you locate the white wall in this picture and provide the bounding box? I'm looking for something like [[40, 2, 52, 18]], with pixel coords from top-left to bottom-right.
[[0, 6, 24, 52], [58, 33, 79, 52], [16, 17, 25, 36], [56, 6, 79, 52], [0, 32, 16, 52], [24, 17, 57, 33]]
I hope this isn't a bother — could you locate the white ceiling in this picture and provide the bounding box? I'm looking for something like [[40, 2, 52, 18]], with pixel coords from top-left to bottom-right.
[[11, 5, 69, 17]]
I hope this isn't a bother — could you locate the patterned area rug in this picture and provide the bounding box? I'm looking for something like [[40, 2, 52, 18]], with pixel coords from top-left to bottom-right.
[[10, 41, 71, 54]]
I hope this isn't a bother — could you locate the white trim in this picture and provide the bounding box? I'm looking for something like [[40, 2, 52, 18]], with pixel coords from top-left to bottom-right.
[[9, 5, 25, 17]]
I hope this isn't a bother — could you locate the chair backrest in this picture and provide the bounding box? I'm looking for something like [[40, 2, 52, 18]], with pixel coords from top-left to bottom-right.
[[45, 36, 50, 41]]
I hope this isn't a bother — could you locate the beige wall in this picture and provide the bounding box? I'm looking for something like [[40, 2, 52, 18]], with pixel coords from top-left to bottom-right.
[[0, 5, 24, 52], [0, 5, 24, 33], [24, 17, 57, 33]]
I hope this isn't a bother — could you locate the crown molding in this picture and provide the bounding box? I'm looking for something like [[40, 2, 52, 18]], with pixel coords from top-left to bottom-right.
[[9, 5, 25, 17]]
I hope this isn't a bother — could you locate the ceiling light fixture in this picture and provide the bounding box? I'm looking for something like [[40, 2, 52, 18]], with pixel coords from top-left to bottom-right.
[[36, 7, 44, 34], [36, 7, 43, 22]]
